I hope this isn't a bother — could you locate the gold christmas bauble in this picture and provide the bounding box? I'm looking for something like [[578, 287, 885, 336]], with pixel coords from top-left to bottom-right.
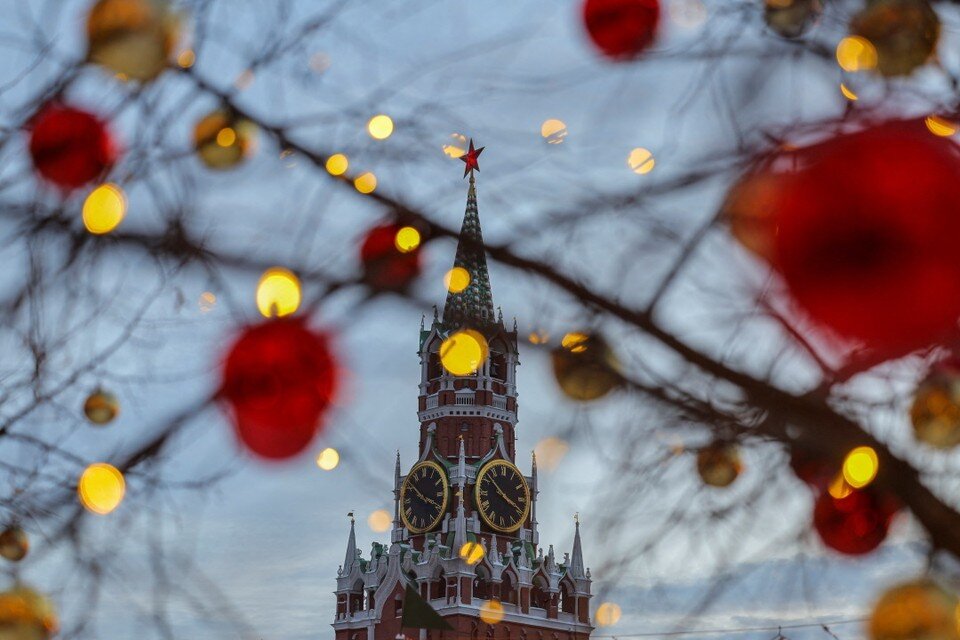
[[86, 0, 179, 82], [868, 578, 960, 640], [550, 332, 622, 401], [0, 528, 28, 563], [722, 168, 786, 261], [0, 585, 59, 640], [697, 443, 742, 488], [764, 0, 822, 39], [911, 361, 960, 449], [193, 110, 258, 170], [850, 0, 940, 77], [83, 389, 119, 426]]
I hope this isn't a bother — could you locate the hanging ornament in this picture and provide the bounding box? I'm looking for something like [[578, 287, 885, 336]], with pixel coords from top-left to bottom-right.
[[582, 0, 660, 61], [722, 166, 789, 262], [696, 443, 742, 488], [83, 388, 119, 425], [764, 0, 822, 39], [550, 332, 622, 401], [29, 104, 117, 190], [221, 317, 338, 460], [813, 487, 899, 555], [868, 578, 960, 640], [359, 223, 422, 291], [850, 0, 939, 77], [86, 0, 180, 82], [193, 109, 257, 170], [911, 359, 960, 449], [0, 527, 28, 563], [0, 584, 58, 639], [772, 120, 960, 359]]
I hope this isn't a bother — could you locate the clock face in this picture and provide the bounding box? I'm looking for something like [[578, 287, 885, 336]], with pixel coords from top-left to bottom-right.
[[400, 461, 449, 534], [475, 459, 530, 534]]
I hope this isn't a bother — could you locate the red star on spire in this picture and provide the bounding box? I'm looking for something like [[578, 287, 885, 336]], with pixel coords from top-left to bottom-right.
[[460, 138, 484, 178]]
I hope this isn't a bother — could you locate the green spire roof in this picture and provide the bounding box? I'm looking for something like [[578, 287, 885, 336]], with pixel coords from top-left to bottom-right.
[[442, 174, 495, 329]]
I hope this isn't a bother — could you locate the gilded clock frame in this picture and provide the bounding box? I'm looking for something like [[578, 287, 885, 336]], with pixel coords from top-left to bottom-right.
[[474, 459, 531, 534], [400, 460, 450, 534]]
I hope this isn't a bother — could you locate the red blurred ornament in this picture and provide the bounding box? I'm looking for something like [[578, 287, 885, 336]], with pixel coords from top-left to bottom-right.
[[789, 449, 833, 491], [29, 104, 117, 189], [221, 318, 338, 460], [813, 487, 899, 555], [773, 121, 960, 358], [582, 0, 660, 60], [360, 223, 422, 291]]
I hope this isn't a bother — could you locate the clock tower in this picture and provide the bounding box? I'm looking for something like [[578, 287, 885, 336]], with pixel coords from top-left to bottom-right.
[[333, 149, 594, 640]]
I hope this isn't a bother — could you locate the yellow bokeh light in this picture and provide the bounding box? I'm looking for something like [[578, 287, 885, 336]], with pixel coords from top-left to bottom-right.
[[541, 119, 568, 144], [534, 436, 570, 471], [78, 463, 125, 515], [440, 330, 489, 376], [368, 509, 392, 533], [256, 267, 302, 318], [326, 153, 349, 176], [595, 602, 622, 627], [443, 133, 468, 159], [561, 332, 589, 354], [198, 291, 216, 313], [459, 541, 485, 565], [177, 49, 195, 68], [926, 115, 958, 137], [842, 446, 878, 489], [82, 183, 127, 235], [368, 114, 394, 140], [627, 147, 656, 175], [444, 267, 470, 293], [479, 600, 504, 625], [828, 473, 854, 500], [216, 127, 237, 147], [836, 36, 877, 72], [316, 447, 340, 471], [840, 83, 858, 101], [394, 226, 421, 253], [354, 172, 377, 194], [528, 330, 549, 345]]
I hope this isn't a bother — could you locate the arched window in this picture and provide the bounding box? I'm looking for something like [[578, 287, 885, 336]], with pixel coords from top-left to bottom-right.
[[501, 572, 517, 605], [430, 571, 446, 600], [473, 565, 491, 601], [560, 581, 575, 614], [531, 576, 550, 610], [395, 593, 404, 617]]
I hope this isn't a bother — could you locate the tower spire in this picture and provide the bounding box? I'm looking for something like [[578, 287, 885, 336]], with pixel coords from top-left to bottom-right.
[[443, 141, 495, 330], [569, 514, 586, 579], [343, 513, 357, 573]]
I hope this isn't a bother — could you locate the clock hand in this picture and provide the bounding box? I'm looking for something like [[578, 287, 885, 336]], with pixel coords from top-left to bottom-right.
[[491, 482, 521, 513], [410, 484, 441, 509]]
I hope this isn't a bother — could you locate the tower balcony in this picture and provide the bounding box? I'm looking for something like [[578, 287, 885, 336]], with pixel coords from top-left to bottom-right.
[[418, 391, 516, 424]]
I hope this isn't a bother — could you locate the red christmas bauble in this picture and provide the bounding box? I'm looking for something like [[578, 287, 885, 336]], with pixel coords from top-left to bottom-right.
[[29, 104, 117, 189], [221, 318, 338, 460], [773, 121, 960, 358], [582, 0, 660, 60], [813, 487, 899, 555], [360, 223, 421, 291]]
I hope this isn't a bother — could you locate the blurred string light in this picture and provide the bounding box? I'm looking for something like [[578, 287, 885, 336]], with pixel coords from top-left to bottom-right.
[[326, 153, 349, 176], [82, 183, 126, 234], [440, 330, 489, 375], [528, 330, 549, 345], [479, 600, 504, 624], [394, 227, 421, 253], [442, 133, 468, 158], [367, 114, 394, 140], [534, 436, 569, 471], [459, 541, 485, 565], [541, 119, 568, 144], [836, 36, 877, 72], [177, 49, 195, 69], [354, 172, 377, 194], [595, 602, 622, 627], [828, 473, 853, 500], [444, 266, 470, 294], [842, 445, 878, 489], [316, 447, 340, 471], [627, 147, 656, 175], [926, 115, 957, 137], [368, 509, 391, 532], [256, 267, 301, 318], [198, 291, 217, 313], [840, 83, 858, 101], [78, 463, 125, 515]]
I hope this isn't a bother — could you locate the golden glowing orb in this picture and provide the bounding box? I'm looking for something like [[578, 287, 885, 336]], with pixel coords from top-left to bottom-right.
[[444, 267, 470, 293], [194, 110, 257, 169], [840, 83, 858, 101], [440, 330, 489, 376], [367, 509, 392, 533], [541, 119, 568, 144], [459, 541, 485, 565], [697, 444, 742, 488], [354, 172, 377, 194], [316, 447, 340, 471], [394, 226, 421, 254], [256, 267, 301, 318], [82, 183, 127, 234], [480, 600, 505, 625], [84, 389, 119, 425], [443, 133, 468, 159], [628, 147, 656, 175], [552, 332, 621, 401], [216, 127, 237, 148], [534, 436, 570, 471], [528, 331, 549, 345], [595, 602, 622, 627], [828, 473, 854, 500], [836, 36, 878, 72], [0, 584, 58, 639], [868, 579, 959, 640], [78, 463, 126, 515], [368, 114, 394, 140], [176, 49, 195, 68], [926, 115, 958, 137], [842, 446, 878, 489], [326, 153, 349, 176], [86, 0, 179, 82]]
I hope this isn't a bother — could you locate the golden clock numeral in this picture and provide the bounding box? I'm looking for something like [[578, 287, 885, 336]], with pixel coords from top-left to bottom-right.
[[498, 516, 505, 526], [436, 491, 443, 497]]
